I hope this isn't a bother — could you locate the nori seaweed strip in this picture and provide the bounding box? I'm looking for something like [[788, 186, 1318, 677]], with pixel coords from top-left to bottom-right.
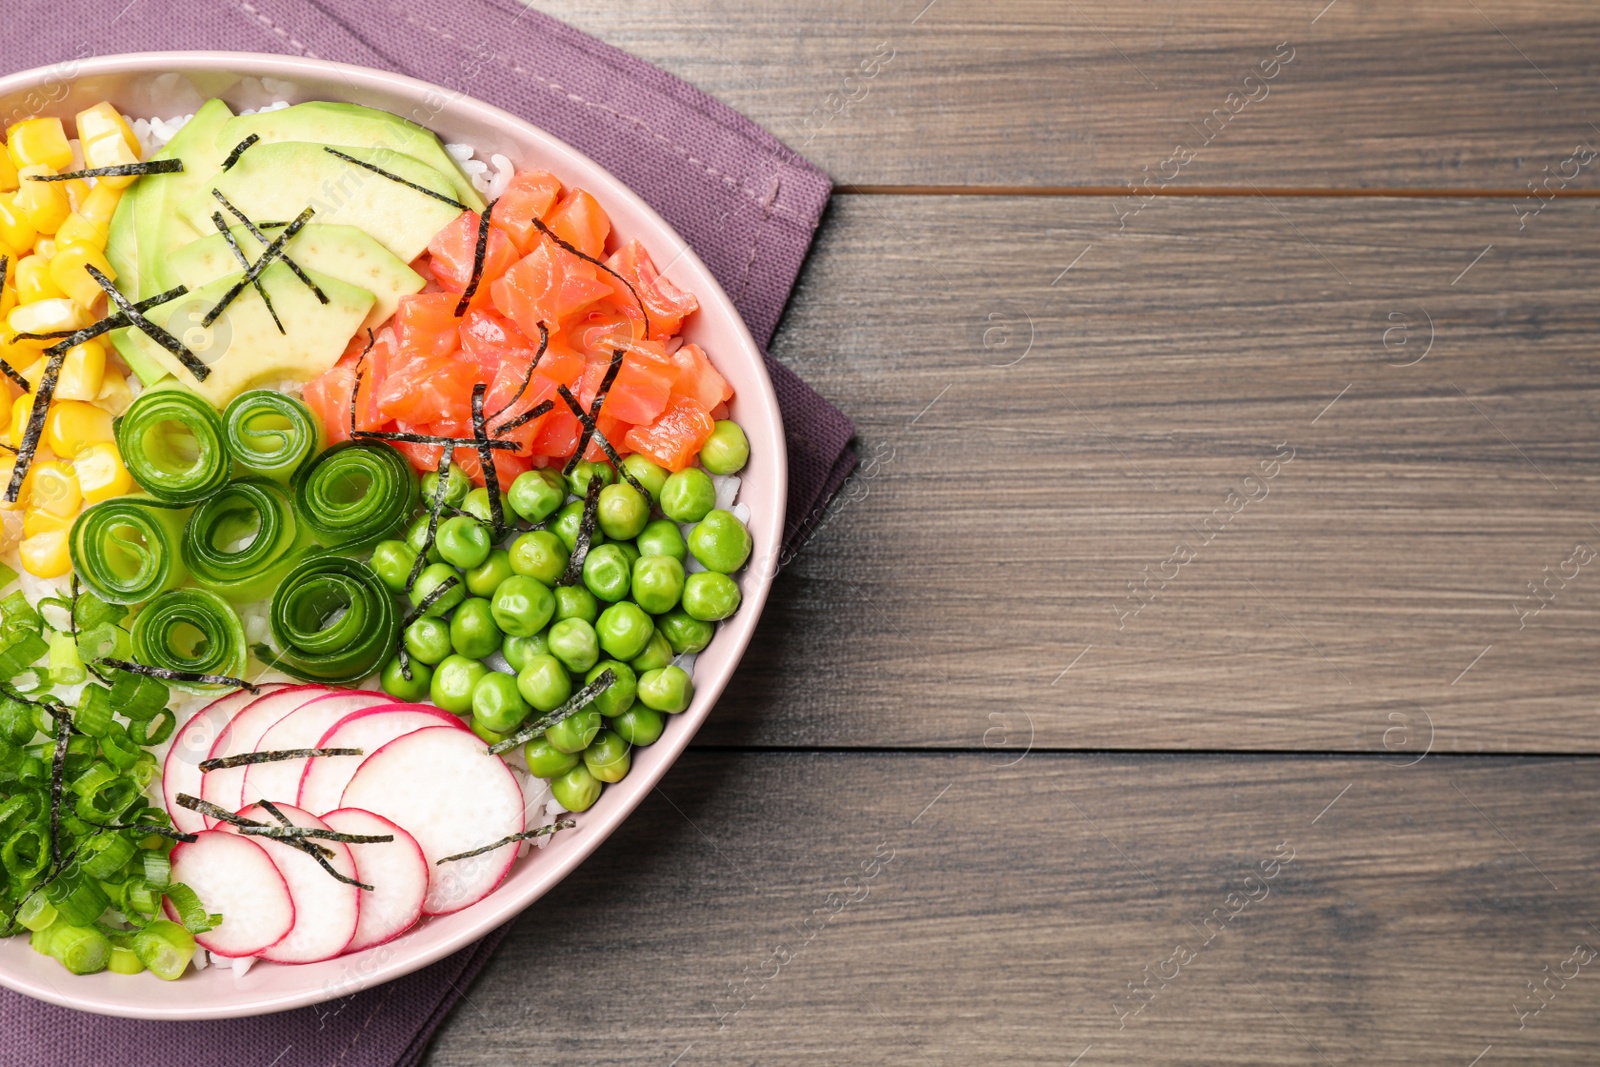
[[10, 330, 78, 341], [323, 148, 467, 209], [87, 265, 209, 382], [349, 329, 375, 440], [202, 206, 314, 327], [435, 819, 577, 864], [213, 190, 328, 304], [47, 704, 70, 869], [492, 398, 553, 437], [238, 826, 394, 844], [176, 795, 337, 859], [258, 799, 372, 890], [561, 350, 624, 477], [199, 747, 362, 772], [35, 284, 190, 357], [219, 133, 259, 171], [399, 573, 461, 630], [454, 198, 498, 317], [471, 383, 509, 539], [555, 384, 649, 499], [86, 822, 199, 843], [97, 657, 260, 694], [6, 346, 66, 503], [403, 448, 456, 598], [25, 160, 184, 181], [556, 476, 602, 588], [352, 428, 521, 451], [531, 218, 651, 337], [487, 321, 549, 426], [1, 842, 84, 934], [211, 210, 284, 334], [487, 670, 615, 755], [0, 358, 29, 393]]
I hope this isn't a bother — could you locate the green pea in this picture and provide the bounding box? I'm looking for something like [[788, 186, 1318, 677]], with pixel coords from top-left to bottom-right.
[[615, 541, 640, 570], [421, 464, 472, 508], [517, 653, 573, 712], [430, 654, 487, 714], [660, 467, 716, 522], [638, 665, 693, 713], [369, 539, 418, 594], [547, 617, 600, 673], [552, 500, 605, 553], [502, 632, 549, 673], [405, 514, 443, 563], [553, 584, 598, 624], [582, 543, 632, 602], [463, 487, 512, 525], [491, 575, 555, 637], [471, 671, 530, 734], [658, 609, 714, 654], [508, 468, 566, 524], [411, 563, 466, 618], [436, 514, 492, 571], [523, 736, 580, 779], [631, 555, 685, 614], [700, 420, 749, 475], [636, 518, 686, 561], [404, 616, 454, 665], [471, 718, 512, 746], [597, 483, 649, 541], [629, 629, 674, 673], [682, 571, 741, 621], [582, 730, 632, 784], [509, 529, 569, 585], [550, 764, 601, 811], [545, 707, 601, 754], [586, 660, 637, 717], [465, 548, 514, 598], [380, 656, 431, 701], [612, 706, 665, 747], [567, 460, 614, 498], [621, 455, 668, 504], [688, 510, 752, 574], [450, 597, 503, 659], [595, 601, 654, 660]]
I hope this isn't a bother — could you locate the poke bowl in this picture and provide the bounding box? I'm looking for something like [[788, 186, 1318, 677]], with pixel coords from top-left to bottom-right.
[[0, 51, 785, 1019]]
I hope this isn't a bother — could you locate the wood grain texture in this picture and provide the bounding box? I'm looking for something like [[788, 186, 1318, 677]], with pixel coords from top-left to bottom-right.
[[423, 752, 1600, 1066], [525, 0, 1600, 189], [699, 193, 1600, 753]]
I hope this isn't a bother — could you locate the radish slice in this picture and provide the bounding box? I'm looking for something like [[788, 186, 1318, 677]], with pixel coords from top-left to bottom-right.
[[242, 690, 391, 808], [164, 685, 289, 835], [340, 726, 525, 915], [298, 705, 471, 816], [200, 686, 331, 825], [220, 803, 360, 964], [166, 831, 294, 958], [323, 807, 428, 952]]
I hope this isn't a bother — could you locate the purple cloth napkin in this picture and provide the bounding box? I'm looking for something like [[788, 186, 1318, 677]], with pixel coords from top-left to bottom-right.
[[0, 2, 855, 1063]]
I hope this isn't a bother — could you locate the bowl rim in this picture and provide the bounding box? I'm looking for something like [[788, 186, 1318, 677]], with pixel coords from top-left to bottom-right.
[[0, 49, 787, 1019]]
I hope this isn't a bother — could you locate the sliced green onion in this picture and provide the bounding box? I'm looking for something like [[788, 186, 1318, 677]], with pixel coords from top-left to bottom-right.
[[292, 441, 418, 551], [73, 684, 113, 738], [70, 497, 191, 605], [108, 943, 145, 974], [181, 478, 306, 601], [265, 554, 398, 684], [3, 826, 47, 882], [78, 831, 136, 880], [44, 874, 109, 928], [141, 850, 170, 889], [45, 921, 112, 975], [15, 893, 55, 932], [107, 670, 170, 720], [162, 883, 218, 934], [129, 589, 247, 693], [133, 918, 195, 980], [114, 388, 231, 504], [222, 390, 321, 483], [128, 708, 175, 746]]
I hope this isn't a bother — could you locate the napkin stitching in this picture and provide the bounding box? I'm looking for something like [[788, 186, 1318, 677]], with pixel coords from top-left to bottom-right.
[[735, 169, 783, 303], [235, 0, 316, 58], [330, 982, 397, 1066]]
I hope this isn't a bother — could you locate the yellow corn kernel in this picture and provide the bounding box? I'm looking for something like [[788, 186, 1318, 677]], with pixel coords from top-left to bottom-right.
[[13, 256, 61, 304], [59, 179, 91, 213], [0, 195, 36, 252], [14, 167, 70, 235], [6, 394, 32, 448], [54, 212, 106, 252], [92, 370, 131, 416], [32, 237, 56, 261], [81, 133, 140, 191], [23, 508, 72, 537], [0, 151, 16, 194], [8, 298, 88, 347], [0, 458, 22, 511], [54, 340, 105, 401], [26, 459, 80, 518], [19, 528, 71, 578], [44, 399, 113, 458], [48, 244, 113, 308], [73, 440, 133, 504], [77, 181, 122, 228], [6, 119, 72, 171], [16, 358, 45, 391], [76, 104, 140, 156]]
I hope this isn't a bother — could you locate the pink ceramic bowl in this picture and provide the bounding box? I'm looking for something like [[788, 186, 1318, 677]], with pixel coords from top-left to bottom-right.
[[0, 52, 785, 1019]]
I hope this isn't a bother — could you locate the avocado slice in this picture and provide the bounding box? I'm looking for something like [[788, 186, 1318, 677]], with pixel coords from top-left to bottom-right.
[[168, 223, 425, 333], [113, 262, 375, 408], [178, 142, 465, 264], [214, 101, 484, 212]]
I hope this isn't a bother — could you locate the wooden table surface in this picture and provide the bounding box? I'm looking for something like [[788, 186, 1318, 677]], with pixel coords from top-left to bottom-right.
[[427, 3, 1600, 1063]]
